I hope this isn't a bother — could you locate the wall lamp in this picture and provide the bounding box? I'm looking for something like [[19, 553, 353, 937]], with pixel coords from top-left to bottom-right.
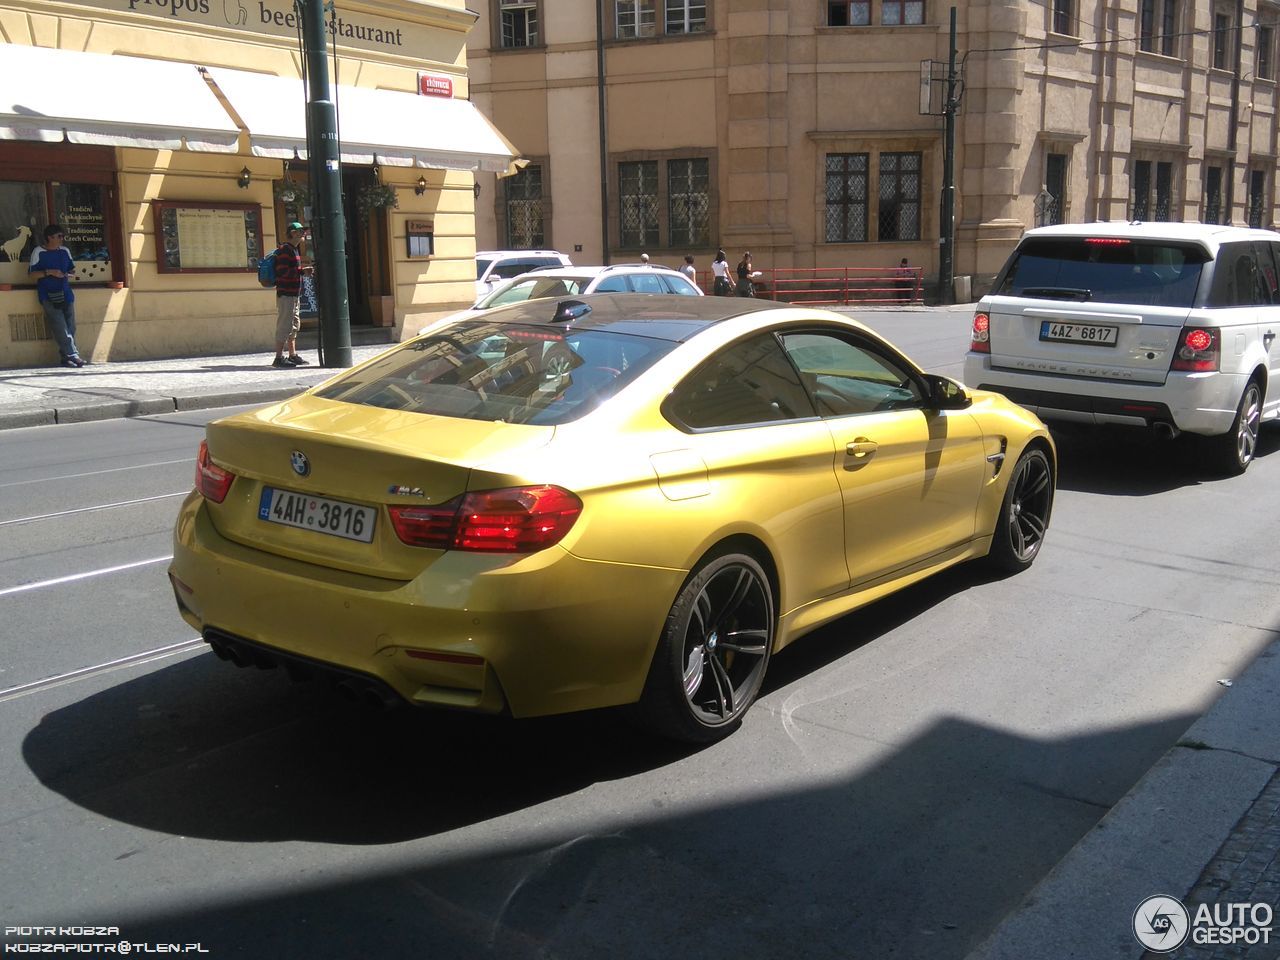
[[415, 176, 427, 196], [473, 182, 482, 199], [237, 166, 251, 189]]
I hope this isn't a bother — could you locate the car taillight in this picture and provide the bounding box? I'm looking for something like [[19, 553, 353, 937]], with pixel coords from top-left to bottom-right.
[[195, 440, 235, 503], [970, 312, 991, 353], [1170, 326, 1220, 372], [389, 485, 582, 553]]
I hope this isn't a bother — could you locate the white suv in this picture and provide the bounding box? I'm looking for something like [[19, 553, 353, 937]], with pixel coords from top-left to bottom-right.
[[964, 222, 1280, 474], [475, 250, 573, 298]]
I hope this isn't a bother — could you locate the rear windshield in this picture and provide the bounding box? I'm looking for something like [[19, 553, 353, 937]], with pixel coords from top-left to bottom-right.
[[480, 276, 591, 309], [315, 321, 675, 425], [995, 237, 1210, 307]]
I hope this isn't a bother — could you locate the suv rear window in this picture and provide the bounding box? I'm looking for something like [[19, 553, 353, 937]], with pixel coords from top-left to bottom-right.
[[995, 237, 1210, 307], [315, 321, 675, 425]]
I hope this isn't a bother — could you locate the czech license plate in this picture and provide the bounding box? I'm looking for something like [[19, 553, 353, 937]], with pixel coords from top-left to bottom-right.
[[259, 487, 376, 543], [1039, 320, 1119, 347]]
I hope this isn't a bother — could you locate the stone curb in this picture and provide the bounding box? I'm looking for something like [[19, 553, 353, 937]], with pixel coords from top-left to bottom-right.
[[965, 639, 1280, 960], [0, 385, 315, 431]]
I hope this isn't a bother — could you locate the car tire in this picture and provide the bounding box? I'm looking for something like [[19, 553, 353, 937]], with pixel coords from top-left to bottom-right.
[[1209, 379, 1262, 477], [987, 446, 1054, 575], [636, 552, 774, 744]]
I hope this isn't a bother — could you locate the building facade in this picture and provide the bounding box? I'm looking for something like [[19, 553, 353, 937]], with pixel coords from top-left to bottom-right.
[[1, 0, 513, 368], [467, 0, 1280, 296]]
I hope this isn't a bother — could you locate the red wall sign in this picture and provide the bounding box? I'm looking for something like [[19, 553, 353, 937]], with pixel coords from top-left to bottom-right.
[[419, 74, 454, 98]]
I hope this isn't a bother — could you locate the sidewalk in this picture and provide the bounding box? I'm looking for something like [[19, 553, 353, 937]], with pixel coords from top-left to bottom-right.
[[0, 345, 390, 430]]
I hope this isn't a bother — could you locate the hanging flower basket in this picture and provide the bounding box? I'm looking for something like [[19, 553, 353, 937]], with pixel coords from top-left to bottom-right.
[[357, 182, 399, 218], [273, 179, 311, 206]]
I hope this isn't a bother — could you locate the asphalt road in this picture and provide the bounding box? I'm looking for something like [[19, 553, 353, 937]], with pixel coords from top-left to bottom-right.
[[3, 309, 1279, 960]]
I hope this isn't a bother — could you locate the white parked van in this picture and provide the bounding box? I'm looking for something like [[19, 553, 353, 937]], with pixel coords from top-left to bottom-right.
[[964, 222, 1280, 474]]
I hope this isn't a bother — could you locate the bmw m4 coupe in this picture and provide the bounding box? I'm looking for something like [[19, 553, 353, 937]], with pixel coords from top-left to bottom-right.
[[170, 295, 1055, 742]]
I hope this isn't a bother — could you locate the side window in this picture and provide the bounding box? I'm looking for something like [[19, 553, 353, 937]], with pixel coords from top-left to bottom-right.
[[628, 273, 665, 293], [662, 275, 700, 295], [493, 259, 537, 280], [593, 276, 630, 293], [1209, 243, 1263, 307], [780, 331, 925, 416], [666, 334, 816, 430], [1252, 242, 1278, 304]]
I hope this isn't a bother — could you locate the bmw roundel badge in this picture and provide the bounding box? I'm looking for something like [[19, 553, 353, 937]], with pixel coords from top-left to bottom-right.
[[290, 451, 310, 477]]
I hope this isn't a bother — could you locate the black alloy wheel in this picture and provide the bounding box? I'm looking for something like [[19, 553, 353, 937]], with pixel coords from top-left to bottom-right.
[[1211, 379, 1263, 476], [988, 447, 1054, 574], [637, 552, 774, 743]]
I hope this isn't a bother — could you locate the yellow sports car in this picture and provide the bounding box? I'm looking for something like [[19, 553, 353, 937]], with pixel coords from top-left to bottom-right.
[[170, 295, 1054, 742]]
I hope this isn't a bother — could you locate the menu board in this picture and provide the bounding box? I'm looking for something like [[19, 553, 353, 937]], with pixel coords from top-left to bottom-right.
[[153, 202, 262, 274]]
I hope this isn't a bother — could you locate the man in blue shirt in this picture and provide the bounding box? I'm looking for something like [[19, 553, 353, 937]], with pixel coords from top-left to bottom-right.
[[28, 224, 85, 367]]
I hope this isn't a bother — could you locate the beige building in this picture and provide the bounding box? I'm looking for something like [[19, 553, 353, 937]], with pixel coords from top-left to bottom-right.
[[1, 0, 514, 368], [468, 0, 1280, 296]]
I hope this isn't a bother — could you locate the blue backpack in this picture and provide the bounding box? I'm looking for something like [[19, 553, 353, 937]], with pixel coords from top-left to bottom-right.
[[257, 248, 279, 288]]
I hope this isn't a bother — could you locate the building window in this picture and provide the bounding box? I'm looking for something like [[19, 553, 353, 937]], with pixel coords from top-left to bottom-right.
[[1132, 159, 1175, 222], [1214, 11, 1231, 69], [1052, 0, 1072, 35], [668, 158, 709, 246], [619, 160, 659, 248], [828, 1, 870, 26], [1248, 168, 1268, 228], [498, 0, 539, 48], [617, 0, 657, 38], [504, 164, 544, 249], [1140, 0, 1178, 55], [882, 1, 924, 25], [665, 0, 706, 33], [1205, 165, 1224, 224], [1045, 153, 1067, 225], [1259, 24, 1274, 80], [825, 154, 869, 243], [878, 152, 921, 241]]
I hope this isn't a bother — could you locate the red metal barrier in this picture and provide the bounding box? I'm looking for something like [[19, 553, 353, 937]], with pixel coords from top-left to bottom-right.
[[696, 266, 923, 305]]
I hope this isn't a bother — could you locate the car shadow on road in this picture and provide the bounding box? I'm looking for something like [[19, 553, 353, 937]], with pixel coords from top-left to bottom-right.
[[1050, 423, 1280, 496]]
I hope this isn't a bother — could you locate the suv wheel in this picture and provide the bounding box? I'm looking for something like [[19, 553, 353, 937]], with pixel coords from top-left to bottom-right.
[[1210, 380, 1262, 476]]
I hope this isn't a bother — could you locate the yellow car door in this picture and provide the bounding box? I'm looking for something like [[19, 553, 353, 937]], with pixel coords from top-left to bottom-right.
[[779, 329, 988, 586]]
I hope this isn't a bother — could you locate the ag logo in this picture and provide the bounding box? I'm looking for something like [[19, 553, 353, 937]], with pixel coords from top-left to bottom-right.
[[1133, 895, 1191, 952], [290, 451, 310, 477]]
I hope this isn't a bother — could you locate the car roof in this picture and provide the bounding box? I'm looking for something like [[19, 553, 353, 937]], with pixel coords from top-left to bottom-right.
[[475, 250, 570, 259], [1022, 221, 1280, 249], [462, 293, 790, 342], [505, 265, 689, 280]]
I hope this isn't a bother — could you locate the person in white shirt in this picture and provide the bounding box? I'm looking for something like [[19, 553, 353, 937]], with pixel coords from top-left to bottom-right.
[[710, 249, 733, 297], [680, 254, 699, 289]]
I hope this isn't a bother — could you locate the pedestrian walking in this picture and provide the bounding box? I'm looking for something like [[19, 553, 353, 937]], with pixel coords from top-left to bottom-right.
[[894, 257, 915, 302], [28, 224, 86, 367], [711, 249, 734, 297], [680, 254, 698, 287], [736, 251, 757, 298], [272, 222, 312, 368], [640, 252, 650, 265]]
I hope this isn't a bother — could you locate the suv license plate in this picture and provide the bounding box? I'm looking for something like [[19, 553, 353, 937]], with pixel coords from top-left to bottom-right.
[[259, 487, 376, 543], [1039, 320, 1119, 347]]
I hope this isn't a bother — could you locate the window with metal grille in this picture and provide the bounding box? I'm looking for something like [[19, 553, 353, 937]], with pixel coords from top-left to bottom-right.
[[1052, 0, 1072, 35], [1154, 161, 1173, 221], [878, 152, 921, 241], [668, 158, 709, 246], [1259, 24, 1274, 80], [882, 0, 924, 25], [505, 164, 545, 249], [499, 0, 538, 47], [1205, 166, 1223, 224], [1160, 0, 1178, 55], [1248, 169, 1268, 228], [617, 0, 657, 38], [828, 1, 870, 26], [1214, 11, 1231, 69], [619, 161, 659, 248], [1132, 160, 1151, 220], [1046, 153, 1067, 225], [825, 154, 868, 243], [665, 0, 706, 33], [1139, 0, 1155, 50]]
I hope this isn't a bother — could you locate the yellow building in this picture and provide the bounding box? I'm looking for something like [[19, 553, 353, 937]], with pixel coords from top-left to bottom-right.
[[1, 0, 515, 368], [468, 0, 1280, 297]]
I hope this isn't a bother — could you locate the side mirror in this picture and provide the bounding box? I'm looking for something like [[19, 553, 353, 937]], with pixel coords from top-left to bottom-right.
[[924, 374, 971, 410]]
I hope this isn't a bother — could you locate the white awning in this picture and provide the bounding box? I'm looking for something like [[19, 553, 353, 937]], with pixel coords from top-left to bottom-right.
[[203, 67, 518, 173], [0, 44, 240, 152]]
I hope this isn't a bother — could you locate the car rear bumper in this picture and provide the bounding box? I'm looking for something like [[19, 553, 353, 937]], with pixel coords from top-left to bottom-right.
[[170, 494, 685, 718], [962, 355, 1245, 435]]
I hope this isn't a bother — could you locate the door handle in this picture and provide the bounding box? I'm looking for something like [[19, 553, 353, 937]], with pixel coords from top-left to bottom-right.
[[1265, 330, 1276, 348], [846, 438, 878, 459]]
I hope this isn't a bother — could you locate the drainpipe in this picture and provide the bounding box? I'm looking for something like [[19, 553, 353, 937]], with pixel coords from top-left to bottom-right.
[[596, 0, 611, 265], [1225, 0, 1245, 224]]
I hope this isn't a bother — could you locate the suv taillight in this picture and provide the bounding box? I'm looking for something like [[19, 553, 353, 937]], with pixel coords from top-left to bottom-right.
[[969, 312, 991, 353], [389, 485, 582, 553], [195, 440, 235, 503], [1170, 326, 1220, 372]]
